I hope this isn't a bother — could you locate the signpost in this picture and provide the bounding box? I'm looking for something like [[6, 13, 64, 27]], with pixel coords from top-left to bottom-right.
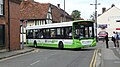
[[21, 20, 27, 49], [22, 20, 27, 28]]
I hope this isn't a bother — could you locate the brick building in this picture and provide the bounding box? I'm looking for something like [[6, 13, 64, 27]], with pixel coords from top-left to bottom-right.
[[0, 0, 21, 51]]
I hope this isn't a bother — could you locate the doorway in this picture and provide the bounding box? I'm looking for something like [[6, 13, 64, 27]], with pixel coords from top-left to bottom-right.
[[0, 25, 5, 48]]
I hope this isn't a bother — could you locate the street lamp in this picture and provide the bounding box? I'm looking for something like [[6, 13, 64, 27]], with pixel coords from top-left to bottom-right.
[[64, 0, 65, 11], [64, 0, 66, 21], [90, 0, 100, 42]]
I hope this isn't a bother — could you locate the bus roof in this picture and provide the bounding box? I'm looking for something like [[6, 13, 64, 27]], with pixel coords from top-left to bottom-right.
[[26, 20, 94, 30]]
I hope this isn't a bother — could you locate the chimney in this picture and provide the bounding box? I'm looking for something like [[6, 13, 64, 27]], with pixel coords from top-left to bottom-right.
[[57, 4, 60, 8], [102, 7, 106, 13], [111, 4, 115, 7]]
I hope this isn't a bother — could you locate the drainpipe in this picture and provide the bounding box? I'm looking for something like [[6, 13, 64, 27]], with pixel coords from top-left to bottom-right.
[[8, 0, 10, 51]]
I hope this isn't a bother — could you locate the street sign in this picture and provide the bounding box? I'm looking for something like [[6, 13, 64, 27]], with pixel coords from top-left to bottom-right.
[[22, 20, 27, 28]]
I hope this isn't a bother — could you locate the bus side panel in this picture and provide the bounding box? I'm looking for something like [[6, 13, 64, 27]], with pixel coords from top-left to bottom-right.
[[26, 38, 96, 48], [27, 39, 58, 47], [27, 39, 74, 48], [40, 39, 73, 48], [26, 39, 34, 46]]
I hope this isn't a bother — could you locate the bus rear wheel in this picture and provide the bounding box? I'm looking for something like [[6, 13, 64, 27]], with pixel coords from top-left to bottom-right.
[[58, 42, 63, 49]]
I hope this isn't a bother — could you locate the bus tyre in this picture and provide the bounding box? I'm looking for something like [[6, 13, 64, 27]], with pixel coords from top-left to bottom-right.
[[58, 42, 63, 49], [34, 40, 37, 48]]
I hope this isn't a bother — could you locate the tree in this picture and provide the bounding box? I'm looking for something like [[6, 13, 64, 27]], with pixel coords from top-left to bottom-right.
[[71, 10, 81, 20]]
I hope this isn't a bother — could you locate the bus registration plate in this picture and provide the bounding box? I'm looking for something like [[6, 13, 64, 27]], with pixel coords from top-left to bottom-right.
[[81, 40, 92, 45]]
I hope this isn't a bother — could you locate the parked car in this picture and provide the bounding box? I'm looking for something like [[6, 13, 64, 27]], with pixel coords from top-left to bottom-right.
[[98, 31, 107, 41]]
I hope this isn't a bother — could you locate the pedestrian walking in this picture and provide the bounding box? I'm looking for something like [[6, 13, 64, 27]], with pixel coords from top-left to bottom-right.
[[116, 32, 119, 48], [105, 32, 109, 48], [112, 31, 116, 48]]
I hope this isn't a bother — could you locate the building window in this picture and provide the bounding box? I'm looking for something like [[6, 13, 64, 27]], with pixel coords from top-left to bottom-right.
[[0, 25, 5, 46], [98, 24, 107, 29], [116, 20, 120, 22], [0, 0, 3, 15]]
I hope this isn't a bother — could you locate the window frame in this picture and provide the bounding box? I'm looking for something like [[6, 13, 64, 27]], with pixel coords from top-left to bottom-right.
[[0, 0, 4, 16]]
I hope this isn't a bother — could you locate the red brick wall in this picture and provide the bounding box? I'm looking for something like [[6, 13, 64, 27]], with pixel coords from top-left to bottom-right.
[[4, 0, 9, 49], [0, 0, 21, 50], [9, 1, 20, 50], [0, 18, 5, 24]]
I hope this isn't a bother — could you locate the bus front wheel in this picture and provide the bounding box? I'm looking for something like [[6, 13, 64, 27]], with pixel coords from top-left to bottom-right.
[[58, 41, 63, 49]]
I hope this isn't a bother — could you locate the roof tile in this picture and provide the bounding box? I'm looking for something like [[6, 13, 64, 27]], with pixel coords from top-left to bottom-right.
[[20, 1, 73, 22], [20, 1, 49, 20]]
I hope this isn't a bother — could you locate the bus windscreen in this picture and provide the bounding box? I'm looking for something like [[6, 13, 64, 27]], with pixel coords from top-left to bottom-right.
[[73, 21, 94, 39]]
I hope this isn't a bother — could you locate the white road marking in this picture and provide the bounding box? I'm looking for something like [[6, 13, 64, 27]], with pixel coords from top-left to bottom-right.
[[30, 60, 40, 65], [114, 61, 120, 63]]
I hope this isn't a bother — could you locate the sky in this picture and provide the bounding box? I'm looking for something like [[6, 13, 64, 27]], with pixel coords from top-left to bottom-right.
[[34, 0, 120, 20]]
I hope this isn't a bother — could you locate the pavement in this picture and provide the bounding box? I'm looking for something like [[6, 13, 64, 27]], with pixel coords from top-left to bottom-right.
[[0, 46, 35, 60], [96, 41, 120, 67]]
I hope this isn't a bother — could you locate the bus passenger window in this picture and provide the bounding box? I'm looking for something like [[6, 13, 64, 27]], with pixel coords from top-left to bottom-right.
[[51, 31, 55, 37], [27, 30, 33, 39], [44, 32, 49, 38], [65, 27, 72, 38], [50, 29, 56, 38], [69, 32, 72, 36], [46, 29, 50, 38], [68, 29, 72, 38], [37, 30, 43, 38]]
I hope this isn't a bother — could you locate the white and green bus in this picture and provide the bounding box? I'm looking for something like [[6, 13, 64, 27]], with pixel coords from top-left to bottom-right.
[[26, 20, 96, 49]]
